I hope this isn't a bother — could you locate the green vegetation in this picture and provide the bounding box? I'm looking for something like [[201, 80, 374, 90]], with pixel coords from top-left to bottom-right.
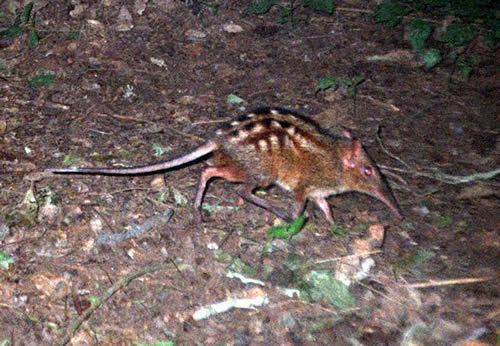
[[316, 75, 365, 97], [329, 223, 347, 237], [62, 152, 83, 166], [299, 270, 356, 309], [374, 0, 499, 74], [27, 71, 55, 88], [0, 251, 14, 270], [393, 248, 435, 274], [66, 30, 81, 40], [0, 3, 39, 48], [267, 214, 306, 240], [243, 0, 334, 24], [242, 0, 497, 75]]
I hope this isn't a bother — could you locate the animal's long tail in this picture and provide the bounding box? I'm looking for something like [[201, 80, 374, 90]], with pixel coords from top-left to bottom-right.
[[47, 141, 217, 175]]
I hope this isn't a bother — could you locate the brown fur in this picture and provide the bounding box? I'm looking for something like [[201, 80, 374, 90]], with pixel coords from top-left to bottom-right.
[[49, 107, 402, 223]]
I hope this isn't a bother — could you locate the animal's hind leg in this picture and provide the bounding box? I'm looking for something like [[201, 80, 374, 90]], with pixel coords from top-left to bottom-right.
[[235, 185, 293, 222], [194, 165, 245, 221]]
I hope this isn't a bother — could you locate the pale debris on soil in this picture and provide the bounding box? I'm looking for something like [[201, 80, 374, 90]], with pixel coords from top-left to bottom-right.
[[116, 6, 134, 32], [223, 23, 244, 33], [193, 288, 269, 321], [336, 223, 385, 286]]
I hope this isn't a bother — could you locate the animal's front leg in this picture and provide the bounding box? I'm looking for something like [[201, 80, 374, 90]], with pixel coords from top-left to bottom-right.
[[311, 196, 334, 224], [235, 185, 293, 222]]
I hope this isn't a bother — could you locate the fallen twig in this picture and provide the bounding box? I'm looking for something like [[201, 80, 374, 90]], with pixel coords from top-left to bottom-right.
[[192, 118, 230, 125], [0, 97, 70, 111], [376, 127, 499, 185], [55, 260, 173, 346], [315, 250, 382, 264], [96, 209, 173, 245], [376, 126, 410, 168], [93, 112, 203, 142], [361, 95, 401, 112], [405, 277, 491, 288], [380, 165, 500, 185]]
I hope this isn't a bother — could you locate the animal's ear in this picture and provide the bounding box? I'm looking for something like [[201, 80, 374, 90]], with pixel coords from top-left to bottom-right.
[[351, 139, 363, 160], [351, 139, 362, 158], [342, 139, 363, 168]]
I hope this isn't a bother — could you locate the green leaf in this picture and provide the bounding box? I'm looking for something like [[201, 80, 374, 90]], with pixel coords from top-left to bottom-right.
[[27, 71, 55, 88], [152, 143, 170, 157], [67, 30, 81, 40], [442, 23, 475, 47], [267, 214, 306, 239], [343, 76, 365, 97], [408, 19, 432, 53], [227, 257, 257, 277], [300, 270, 356, 309], [423, 48, 441, 68], [62, 153, 83, 166], [315, 76, 339, 93], [329, 223, 347, 237], [226, 94, 246, 104], [373, 2, 411, 27], [0, 23, 22, 38], [301, 0, 335, 14], [434, 215, 453, 227], [21, 2, 34, 24], [152, 341, 175, 346], [393, 248, 435, 273], [457, 56, 476, 78], [28, 29, 39, 48], [242, 0, 278, 16], [278, 6, 292, 24], [88, 296, 100, 306], [0, 251, 14, 270], [172, 188, 188, 207]]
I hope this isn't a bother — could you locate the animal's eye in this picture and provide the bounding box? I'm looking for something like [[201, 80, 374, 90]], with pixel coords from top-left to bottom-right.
[[363, 166, 373, 176]]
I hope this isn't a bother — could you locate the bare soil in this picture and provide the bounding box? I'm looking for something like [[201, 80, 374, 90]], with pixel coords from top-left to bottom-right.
[[0, 1, 498, 345]]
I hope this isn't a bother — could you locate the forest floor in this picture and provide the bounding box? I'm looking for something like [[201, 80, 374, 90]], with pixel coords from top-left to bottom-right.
[[0, 0, 498, 345]]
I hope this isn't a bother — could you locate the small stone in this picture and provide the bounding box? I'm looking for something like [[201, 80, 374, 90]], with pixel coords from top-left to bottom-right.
[[223, 23, 243, 33], [278, 312, 297, 329], [150, 176, 166, 189], [150, 57, 166, 68], [90, 217, 103, 233], [0, 222, 9, 241], [38, 203, 60, 224], [185, 29, 206, 41], [177, 95, 195, 105], [134, 0, 148, 15], [413, 205, 430, 216], [70, 3, 88, 18], [116, 6, 134, 32]]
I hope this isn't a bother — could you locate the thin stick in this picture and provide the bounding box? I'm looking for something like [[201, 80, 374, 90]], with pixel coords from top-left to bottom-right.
[[93, 112, 204, 142], [360, 95, 401, 112], [379, 165, 500, 185], [93, 112, 154, 124], [0, 97, 70, 111], [376, 126, 410, 168], [315, 250, 382, 264], [405, 277, 491, 288], [55, 261, 173, 346], [192, 118, 230, 125]]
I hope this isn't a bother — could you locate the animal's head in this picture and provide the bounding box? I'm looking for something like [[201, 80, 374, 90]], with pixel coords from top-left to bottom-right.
[[339, 139, 402, 219]]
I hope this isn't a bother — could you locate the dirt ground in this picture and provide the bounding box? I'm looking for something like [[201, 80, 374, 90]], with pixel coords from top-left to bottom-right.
[[0, 1, 498, 345]]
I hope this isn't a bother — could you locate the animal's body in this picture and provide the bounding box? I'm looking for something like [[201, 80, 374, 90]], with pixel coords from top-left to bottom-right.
[[49, 107, 402, 222]]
